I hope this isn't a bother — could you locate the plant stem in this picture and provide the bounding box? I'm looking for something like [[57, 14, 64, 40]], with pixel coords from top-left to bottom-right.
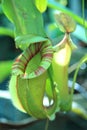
[[45, 118, 49, 130], [71, 54, 87, 97], [0, 27, 14, 38], [82, 0, 87, 40], [68, 62, 79, 74]]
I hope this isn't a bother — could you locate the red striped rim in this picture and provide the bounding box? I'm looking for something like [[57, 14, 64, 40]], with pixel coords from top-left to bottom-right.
[[12, 41, 53, 79]]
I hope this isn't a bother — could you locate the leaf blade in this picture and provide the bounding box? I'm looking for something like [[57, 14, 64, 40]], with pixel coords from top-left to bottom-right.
[[35, 0, 47, 13]]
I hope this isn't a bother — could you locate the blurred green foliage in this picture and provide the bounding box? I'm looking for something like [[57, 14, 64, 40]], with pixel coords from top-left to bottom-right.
[[0, 60, 13, 82]]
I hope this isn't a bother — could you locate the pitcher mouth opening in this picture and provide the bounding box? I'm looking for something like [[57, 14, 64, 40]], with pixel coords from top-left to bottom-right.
[[12, 41, 53, 79]]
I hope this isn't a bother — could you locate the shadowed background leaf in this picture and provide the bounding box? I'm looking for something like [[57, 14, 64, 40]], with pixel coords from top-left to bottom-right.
[[0, 60, 13, 83]]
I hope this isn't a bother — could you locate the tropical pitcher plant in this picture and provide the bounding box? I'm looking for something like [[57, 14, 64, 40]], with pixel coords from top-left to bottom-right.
[[2, 0, 76, 120]]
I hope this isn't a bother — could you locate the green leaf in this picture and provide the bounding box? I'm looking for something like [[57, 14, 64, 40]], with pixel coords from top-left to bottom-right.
[[2, 0, 46, 49], [0, 27, 14, 38], [2, 0, 46, 36], [35, 0, 47, 13]]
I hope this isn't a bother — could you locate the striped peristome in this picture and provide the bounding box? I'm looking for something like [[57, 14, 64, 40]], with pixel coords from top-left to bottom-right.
[[12, 41, 53, 79]]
